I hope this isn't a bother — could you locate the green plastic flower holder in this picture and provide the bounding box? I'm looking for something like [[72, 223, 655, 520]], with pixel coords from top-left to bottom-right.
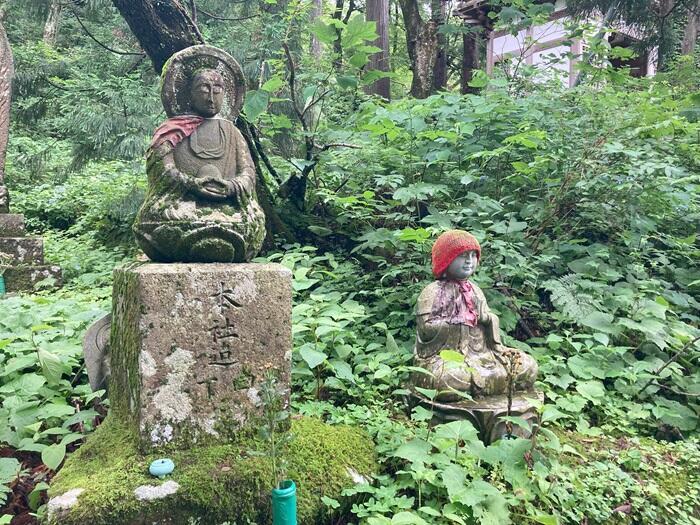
[[271, 479, 297, 525], [0, 275, 5, 296]]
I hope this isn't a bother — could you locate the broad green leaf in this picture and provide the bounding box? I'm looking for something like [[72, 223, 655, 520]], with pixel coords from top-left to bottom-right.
[[575, 380, 606, 404], [417, 506, 440, 517], [341, 14, 378, 48], [261, 77, 284, 92], [392, 511, 429, 525], [308, 225, 332, 236], [434, 420, 479, 443], [0, 458, 20, 484], [393, 438, 432, 463], [299, 347, 328, 369], [321, 495, 340, 509], [310, 20, 339, 45], [579, 311, 617, 334], [439, 350, 464, 363], [0, 373, 46, 396], [442, 464, 468, 502], [348, 52, 369, 68], [243, 89, 269, 121], [414, 387, 437, 400], [28, 481, 50, 511], [532, 516, 559, 525], [468, 70, 489, 88], [41, 443, 66, 471], [329, 359, 355, 382], [457, 480, 510, 525], [38, 348, 64, 384]]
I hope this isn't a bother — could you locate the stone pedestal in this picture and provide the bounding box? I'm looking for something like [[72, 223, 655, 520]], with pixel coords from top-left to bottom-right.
[[0, 213, 62, 292], [110, 263, 292, 451], [413, 390, 543, 444]]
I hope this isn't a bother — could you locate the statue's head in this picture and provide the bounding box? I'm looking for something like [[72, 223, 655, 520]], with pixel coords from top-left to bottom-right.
[[431, 230, 481, 280], [190, 69, 225, 118], [161, 46, 246, 121]]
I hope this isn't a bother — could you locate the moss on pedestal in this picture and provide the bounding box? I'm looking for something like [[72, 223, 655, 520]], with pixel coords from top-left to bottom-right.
[[46, 415, 377, 525]]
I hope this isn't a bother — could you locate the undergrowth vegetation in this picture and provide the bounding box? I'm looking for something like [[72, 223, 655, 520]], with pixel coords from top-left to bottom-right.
[[1, 3, 699, 524]]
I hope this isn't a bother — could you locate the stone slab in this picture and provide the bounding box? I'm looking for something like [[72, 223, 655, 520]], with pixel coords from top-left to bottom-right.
[[3, 264, 62, 292], [0, 237, 44, 265], [0, 214, 26, 236], [110, 263, 292, 451]]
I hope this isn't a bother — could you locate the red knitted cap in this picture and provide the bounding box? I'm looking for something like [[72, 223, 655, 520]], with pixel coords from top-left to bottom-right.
[[431, 230, 481, 278]]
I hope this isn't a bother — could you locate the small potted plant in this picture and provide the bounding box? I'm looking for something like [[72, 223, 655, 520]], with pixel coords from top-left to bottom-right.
[[253, 374, 296, 525], [0, 251, 12, 296]]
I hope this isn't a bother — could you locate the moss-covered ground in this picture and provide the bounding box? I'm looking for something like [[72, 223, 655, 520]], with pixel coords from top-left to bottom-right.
[[46, 415, 377, 525]]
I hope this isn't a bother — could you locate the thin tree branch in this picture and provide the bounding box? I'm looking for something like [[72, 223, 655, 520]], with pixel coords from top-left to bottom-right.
[[189, 0, 197, 24], [316, 142, 361, 152], [343, 0, 357, 24], [71, 8, 144, 56], [282, 42, 306, 127], [650, 382, 700, 398], [636, 335, 700, 399], [301, 88, 330, 118], [251, 124, 283, 184]]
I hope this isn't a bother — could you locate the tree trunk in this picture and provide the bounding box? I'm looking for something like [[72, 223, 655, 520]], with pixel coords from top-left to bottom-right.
[[399, 0, 438, 98], [365, 0, 391, 99], [461, 28, 480, 94], [681, 1, 700, 54], [111, 0, 204, 74], [310, 0, 323, 59], [43, 0, 63, 46], [431, 0, 447, 91], [0, 14, 13, 213]]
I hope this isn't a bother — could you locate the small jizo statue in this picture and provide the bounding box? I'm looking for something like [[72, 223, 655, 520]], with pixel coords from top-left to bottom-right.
[[414, 230, 538, 401], [133, 46, 265, 263]]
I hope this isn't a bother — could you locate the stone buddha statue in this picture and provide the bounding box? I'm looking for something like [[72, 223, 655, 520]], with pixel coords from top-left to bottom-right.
[[133, 46, 265, 263], [412, 230, 540, 442]]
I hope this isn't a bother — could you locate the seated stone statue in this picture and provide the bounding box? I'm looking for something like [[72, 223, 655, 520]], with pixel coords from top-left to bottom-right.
[[413, 230, 538, 402], [133, 46, 265, 263]]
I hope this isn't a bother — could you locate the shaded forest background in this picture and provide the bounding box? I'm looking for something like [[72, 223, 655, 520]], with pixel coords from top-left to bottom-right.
[[0, 0, 699, 524]]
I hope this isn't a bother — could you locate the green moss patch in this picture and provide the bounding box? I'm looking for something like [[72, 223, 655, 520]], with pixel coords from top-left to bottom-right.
[[46, 415, 377, 525]]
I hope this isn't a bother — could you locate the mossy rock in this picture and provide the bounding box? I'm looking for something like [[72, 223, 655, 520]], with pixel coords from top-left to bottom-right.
[[46, 415, 377, 525]]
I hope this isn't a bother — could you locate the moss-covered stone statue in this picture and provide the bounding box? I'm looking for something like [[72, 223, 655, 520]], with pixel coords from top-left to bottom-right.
[[412, 230, 541, 443], [133, 45, 265, 263]]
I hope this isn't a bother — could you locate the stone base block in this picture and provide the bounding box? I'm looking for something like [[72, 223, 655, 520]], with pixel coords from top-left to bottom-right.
[[0, 214, 25, 236], [0, 236, 43, 264], [46, 416, 377, 525], [110, 263, 292, 451], [414, 390, 544, 444], [3, 264, 62, 292]]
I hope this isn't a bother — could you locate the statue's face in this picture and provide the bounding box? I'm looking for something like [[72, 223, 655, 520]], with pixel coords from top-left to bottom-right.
[[190, 70, 225, 118], [444, 250, 478, 280]]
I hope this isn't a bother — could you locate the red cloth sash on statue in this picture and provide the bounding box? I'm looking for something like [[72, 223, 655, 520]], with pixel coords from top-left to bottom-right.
[[150, 115, 205, 150], [430, 280, 478, 326]]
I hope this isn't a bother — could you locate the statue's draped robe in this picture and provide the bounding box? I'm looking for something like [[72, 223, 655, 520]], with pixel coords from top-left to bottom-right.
[[414, 280, 538, 400], [134, 115, 265, 262]]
